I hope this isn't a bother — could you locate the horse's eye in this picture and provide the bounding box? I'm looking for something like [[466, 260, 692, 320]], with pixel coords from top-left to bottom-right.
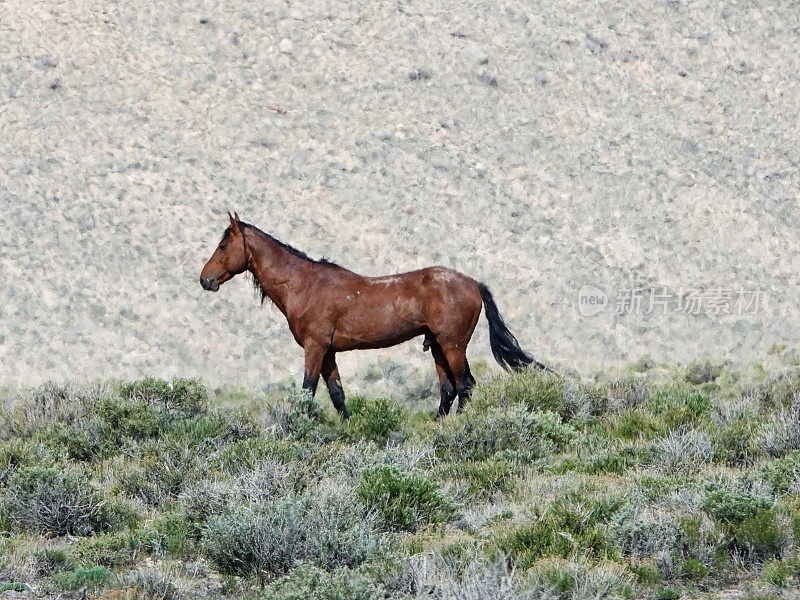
[[219, 244, 227, 251]]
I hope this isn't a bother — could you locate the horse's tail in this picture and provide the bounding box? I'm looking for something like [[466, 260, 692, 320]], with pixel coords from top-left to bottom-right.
[[478, 283, 556, 374]]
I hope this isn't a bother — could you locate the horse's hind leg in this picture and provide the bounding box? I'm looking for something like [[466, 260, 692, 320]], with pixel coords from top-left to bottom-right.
[[440, 346, 475, 415], [321, 351, 349, 419], [456, 358, 476, 414], [431, 342, 456, 419]]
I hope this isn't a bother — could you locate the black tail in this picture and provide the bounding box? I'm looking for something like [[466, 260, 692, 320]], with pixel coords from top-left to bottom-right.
[[478, 283, 556, 374]]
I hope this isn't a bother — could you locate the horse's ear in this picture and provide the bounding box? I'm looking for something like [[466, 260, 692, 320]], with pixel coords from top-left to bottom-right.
[[228, 212, 241, 235], [234, 211, 240, 221]]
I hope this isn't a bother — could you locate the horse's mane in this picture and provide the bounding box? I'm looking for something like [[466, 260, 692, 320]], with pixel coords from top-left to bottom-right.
[[234, 222, 342, 305]]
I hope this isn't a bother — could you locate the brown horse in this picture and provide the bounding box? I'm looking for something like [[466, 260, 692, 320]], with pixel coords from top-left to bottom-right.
[[200, 213, 551, 418]]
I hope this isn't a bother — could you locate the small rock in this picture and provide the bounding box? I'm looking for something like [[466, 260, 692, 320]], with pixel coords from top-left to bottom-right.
[[408, 68, 432, 81], [478, 73, 498, 87], [199, 17, 209, 24], [450, 31, 467, 38], [48, 79, 60, 90], [534, 73, 548, 85], [464, 45, 488, 65], [35, 56, 58, 69], [585, 32, 608, 52], [279, 38, 293, 54]]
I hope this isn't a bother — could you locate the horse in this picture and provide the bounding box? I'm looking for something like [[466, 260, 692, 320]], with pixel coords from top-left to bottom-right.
[[200, 213, 552, 419]]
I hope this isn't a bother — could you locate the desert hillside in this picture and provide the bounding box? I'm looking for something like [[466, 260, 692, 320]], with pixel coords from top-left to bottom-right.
[[1, 0, 799, 386]]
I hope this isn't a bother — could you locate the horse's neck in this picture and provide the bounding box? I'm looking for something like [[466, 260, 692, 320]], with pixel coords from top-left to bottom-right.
[[246, 232, 309, 315]]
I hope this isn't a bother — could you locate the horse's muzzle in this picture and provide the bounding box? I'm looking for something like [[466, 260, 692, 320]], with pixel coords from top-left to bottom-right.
[[200, 276, 219, 292]]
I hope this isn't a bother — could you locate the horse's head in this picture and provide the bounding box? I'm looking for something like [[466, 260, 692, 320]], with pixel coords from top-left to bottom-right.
[[200, 212, 249, 292]]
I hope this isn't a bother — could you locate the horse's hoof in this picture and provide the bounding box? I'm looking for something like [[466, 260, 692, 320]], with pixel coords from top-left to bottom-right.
[[422, 339, 431, 352]]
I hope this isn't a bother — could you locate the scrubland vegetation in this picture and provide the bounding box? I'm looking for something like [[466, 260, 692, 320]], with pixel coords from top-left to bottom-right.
[[2, 349, 800, 599]]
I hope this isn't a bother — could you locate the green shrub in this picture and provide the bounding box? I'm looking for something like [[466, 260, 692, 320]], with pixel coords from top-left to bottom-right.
[[760, 451, 800, 494], [115, 439, 203, 507], [355, 467, 455, 532], [2, 466, 120, 535], [129, 511, 201, 558], [433, 403, 576, 462], [212, 437, 303, 473], [609, 409, 666, 441], [34, 548, 73, 575], [679, 558, 709, 581], [41, 420, 106, 462], [436, 458, 517, 496], [118, 377, 207, 420], [714, 418, 764, 466], [702, 489, 772, 526], [578, 445, 652, 475], [72, 531, 142, 567], [0, 439, 57, 483], [654, 586, 681, 600], [470, 370, 565, 415], [99, 396, 165, 442], [346, 396, 404, 445], [749, 368, 800, 410], [262, 563, 383, 600], [202, 492, 381, 580], [685, 359, 724, 385], [171, 408, 259, 449], [499, 495, 623, 567], [646, 385, 711, 429], [763, 555, 800, 588], [628, 562, 663, 585], [53, 566, 112, 591], [733, 509, 787, 560]]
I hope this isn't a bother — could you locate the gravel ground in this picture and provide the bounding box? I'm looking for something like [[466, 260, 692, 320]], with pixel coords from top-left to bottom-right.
[[1, 0, 799, 387]]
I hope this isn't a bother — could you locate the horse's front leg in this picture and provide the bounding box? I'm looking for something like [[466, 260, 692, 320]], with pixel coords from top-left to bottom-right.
[[301, 343, 328, 397], [322, 351, 349, 419]]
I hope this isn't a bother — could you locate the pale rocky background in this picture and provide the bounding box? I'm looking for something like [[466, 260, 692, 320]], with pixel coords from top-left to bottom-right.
[[1, 0, 799, 390]]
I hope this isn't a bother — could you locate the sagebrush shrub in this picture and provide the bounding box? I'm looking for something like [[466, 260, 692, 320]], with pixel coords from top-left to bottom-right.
[[654, 426, 713, 473], [433, 404, 576, 462], [202, 491, 381, 579], [749, 367, 800, 410], [118, 377, 207, 420], [355, 466, 455, 532], [262, 563, 383, 600], [760, 451, 800, 495], [713, 417, 764, 466], [702, 488, 772, 526], [115, 439, 204, 507], [523, 557, 635, 600], [3, 466, 123, 535], [403, 553, 525, 600], [264, 387, 326, 439], [763, 400, 800, 457]]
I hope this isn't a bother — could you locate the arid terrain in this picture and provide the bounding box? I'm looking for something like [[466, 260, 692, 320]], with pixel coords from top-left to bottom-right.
[[1, 354, 800, 598], [2, 0, 800, 388]]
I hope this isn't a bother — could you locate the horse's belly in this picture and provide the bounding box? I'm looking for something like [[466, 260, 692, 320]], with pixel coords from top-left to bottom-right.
[[331, 296, 425, 351]]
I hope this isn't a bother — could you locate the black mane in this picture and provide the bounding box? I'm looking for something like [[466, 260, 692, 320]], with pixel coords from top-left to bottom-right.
[[233, 222, 341, 305]]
